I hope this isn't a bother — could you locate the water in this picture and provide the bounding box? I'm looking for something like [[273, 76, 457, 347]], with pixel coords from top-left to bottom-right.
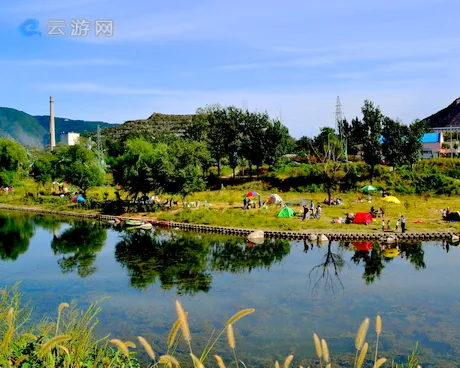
[[1, 211, 460, 367]]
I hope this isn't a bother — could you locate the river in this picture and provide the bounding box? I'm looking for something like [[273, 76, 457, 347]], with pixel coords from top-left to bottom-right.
[[0, 211, 459, 367]]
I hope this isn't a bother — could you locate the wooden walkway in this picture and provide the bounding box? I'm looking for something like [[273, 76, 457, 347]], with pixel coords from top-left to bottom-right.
[[0, 204, 457, 242]]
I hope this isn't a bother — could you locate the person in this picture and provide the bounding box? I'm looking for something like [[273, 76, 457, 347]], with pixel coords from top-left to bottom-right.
[[258, 196, 262, 208], [310, 200, 315, 212], [401, 215, 406, 233], [381, 219, 385, 231], [367, 194, 372, 203], [302, 205, 309, 221], [243, 197, 248, 210], [395, 218, 400, 231], [387, 220, 391, 231]]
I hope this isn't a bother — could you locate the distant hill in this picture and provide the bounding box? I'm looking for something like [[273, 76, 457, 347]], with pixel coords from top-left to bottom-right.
[[0, 107, 114, 148], [423, 98, 460, 128], [96, 113, 195, 140]]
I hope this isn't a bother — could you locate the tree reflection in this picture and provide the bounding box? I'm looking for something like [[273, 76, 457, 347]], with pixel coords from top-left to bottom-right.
[[0, 214, 34, 261], [32, 215, 64, 236], [51, 221, 107, 277], [352, 241, 426, 284], [115, 230, 212, 294], [115, 230, 291, 295], [309, 240, 345, 295]]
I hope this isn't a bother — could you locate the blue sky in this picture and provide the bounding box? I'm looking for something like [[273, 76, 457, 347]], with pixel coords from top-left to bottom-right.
[[1, 0, 459, 138]]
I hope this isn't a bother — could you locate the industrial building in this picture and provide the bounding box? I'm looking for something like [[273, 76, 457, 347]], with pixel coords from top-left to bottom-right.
[[60, 132, 80, 146]]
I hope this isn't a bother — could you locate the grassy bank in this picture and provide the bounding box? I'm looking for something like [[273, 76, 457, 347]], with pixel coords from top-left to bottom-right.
[[0, 283, 422, 367], [1, 179, 460, 233]]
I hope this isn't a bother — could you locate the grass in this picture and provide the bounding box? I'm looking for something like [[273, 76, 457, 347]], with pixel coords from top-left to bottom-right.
[[2, 179, 460, 233], [0, 283, 423, 368]]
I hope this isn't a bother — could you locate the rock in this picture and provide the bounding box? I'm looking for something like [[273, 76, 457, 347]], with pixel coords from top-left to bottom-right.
[[452, 234, 459, 242], [140, 223, 153, 229], [107, 220, 115, 224], [318, 234, 328, 242], [248, 230, 264, 241], [308, 233, 318, 241], [385, 236, 396, 243]]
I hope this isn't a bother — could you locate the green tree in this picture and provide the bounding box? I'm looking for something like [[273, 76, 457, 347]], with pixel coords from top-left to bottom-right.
[[382, 117, 407, 167], [54, 145, 105, 196], [264, 119, 294, 168], [0, 138, 28, 187], [361, 100, 384, 181], [403, 119, 428, 171], [31, 151, 57, 186]]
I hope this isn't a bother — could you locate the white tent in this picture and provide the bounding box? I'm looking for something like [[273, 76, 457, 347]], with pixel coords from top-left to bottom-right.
[[267, 193, 283, 204]]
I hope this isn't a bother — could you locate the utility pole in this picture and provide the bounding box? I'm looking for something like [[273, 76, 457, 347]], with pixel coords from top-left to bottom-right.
[[335, 96, 347, 159], [96, 125, 105, 166]]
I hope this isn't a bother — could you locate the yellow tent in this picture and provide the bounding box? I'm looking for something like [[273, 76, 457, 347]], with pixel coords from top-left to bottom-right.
[[382, 196, 401, 204]]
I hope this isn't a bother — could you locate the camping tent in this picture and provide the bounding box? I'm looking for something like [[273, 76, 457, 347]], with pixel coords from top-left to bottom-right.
[[353, 241, 373, 251], [446, 212, 460, 222], [76, 195, 85, 203], [277, 207, 294, 218], [353, 212, 373, 224], [267, 194, 283, 204]]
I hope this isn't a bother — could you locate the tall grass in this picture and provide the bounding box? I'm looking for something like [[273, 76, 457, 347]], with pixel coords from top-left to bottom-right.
[[0, 284, 425, 367]]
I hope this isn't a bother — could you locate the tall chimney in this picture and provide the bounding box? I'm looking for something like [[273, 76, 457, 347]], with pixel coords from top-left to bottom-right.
[[49, 96, 56, 150]]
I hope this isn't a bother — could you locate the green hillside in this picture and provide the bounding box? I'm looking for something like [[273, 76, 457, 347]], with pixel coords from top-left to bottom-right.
[[0, 107, 114, 148]]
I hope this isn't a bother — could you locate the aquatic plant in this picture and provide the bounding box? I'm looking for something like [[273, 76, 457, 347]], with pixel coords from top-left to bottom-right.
[[0, 283, 424, 367]]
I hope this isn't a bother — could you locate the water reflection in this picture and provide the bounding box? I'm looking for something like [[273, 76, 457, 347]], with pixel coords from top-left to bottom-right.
[[114, 230, 291, 294], [0, 214, 35, 260], [51, 222, 107, 277]]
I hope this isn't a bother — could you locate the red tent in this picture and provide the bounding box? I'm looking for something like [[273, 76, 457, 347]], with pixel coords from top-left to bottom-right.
[[353, 241, 373, 251], [353, 212, 373, 224]]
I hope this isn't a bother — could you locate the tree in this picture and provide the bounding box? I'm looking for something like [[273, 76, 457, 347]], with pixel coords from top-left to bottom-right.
[[264, 119, 294, 168], [0, 138, 28, 187], [403, 119, 428, 171], [0, 214, 34, 261], [310, 127, 346, 204], [54, 144, 105, 196], [382, 117, 407, 167], [361, 100, 384, 181], [31, 151, 57, 186]]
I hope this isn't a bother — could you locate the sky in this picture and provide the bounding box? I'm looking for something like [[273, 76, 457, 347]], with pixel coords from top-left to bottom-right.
[[1, 0, 459, 138]]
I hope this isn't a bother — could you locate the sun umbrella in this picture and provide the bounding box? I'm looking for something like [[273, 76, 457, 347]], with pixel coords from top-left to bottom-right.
[[382, 196, 401, 204], [267, 193, 283, 204], [353, 241, 373, 251], [382, 248, 400, 258], [244, 191, 260, 197], [52, 181, 60, 185], [362, 185, 378, 191]]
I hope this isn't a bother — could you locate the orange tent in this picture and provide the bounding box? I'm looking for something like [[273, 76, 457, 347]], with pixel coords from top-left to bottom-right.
[[353, 241, 372, 251], [353, 212, 373, 224]]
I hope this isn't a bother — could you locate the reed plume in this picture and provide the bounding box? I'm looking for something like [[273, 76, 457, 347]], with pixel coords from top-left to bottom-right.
[[227, 324, 235, 349], [13, 355, 28, 366], [7, 307, 14, 325], [55, 302, 69, 336], [158, 354, 180, 367], [214, 354, 227, 368], [374, 315, 382, 364], [38, 335, 72, 357], [326, 365, 331, 368], [354, 318, 369, 367], [321, 339, 330, 364], [282, 354, 293, 368], [274, 361, 280, 368], [313, 333, 322, 360], [137, 336, 155, 360], [175, 300, 191, 343], [226, 309, 255, 325], [190, 353, 205, 368], [168, 312, 188, 348], [109, 339, 130, 357], [373, 357, 387, 368], [356, 342, 368, 368]]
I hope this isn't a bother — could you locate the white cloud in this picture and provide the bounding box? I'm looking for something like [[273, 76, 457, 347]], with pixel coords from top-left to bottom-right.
[[0, 59, 126, 66], [40, 82, 178, 96]]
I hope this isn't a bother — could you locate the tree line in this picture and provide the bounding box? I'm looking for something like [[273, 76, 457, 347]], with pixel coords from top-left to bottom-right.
[[0, 100, 430, 198]]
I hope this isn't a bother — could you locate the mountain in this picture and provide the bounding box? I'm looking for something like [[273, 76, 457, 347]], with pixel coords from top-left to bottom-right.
[[96, 112, 195, 139], [423, 98, 460, 128], [0, 107, 114, 148]]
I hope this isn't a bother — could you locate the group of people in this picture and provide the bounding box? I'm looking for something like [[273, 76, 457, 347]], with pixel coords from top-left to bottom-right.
[[323, 197, 343, 205], [302, 200, 322, 220], [441, 208, 451, 218], [370, 206, 385, 218], [243, 196, 262, 210], [380, 215, 407, 233]]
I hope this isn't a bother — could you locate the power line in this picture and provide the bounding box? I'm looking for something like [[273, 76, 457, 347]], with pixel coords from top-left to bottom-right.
[[335, 96, 347, 159]]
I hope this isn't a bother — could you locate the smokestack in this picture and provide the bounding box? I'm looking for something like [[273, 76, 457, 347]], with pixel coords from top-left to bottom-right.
[[50, 96, 56, 150]]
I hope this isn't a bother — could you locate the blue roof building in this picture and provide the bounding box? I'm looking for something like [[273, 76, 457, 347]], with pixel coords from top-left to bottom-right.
[[421, 132, 441, 143]]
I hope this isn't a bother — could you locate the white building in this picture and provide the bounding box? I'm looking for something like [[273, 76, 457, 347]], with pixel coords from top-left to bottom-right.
[[60, 132, 80, 146]]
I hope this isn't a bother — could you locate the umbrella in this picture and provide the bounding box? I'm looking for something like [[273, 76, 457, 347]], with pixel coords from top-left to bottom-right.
[[244, 191, 260, 197], [267, 194, 283, 204], [382, 196, 401, 204], [52, 181, 60, 185], [362, 185, 378, 191], [353, 241, 373, 251]]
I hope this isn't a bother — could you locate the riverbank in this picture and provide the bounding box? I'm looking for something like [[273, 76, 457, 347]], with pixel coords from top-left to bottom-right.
[[1, 203, 459, 242]]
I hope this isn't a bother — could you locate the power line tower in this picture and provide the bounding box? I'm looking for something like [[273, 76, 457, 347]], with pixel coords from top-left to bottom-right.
[[242, 100, 248, 110], [335, 96, 347, 159]]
